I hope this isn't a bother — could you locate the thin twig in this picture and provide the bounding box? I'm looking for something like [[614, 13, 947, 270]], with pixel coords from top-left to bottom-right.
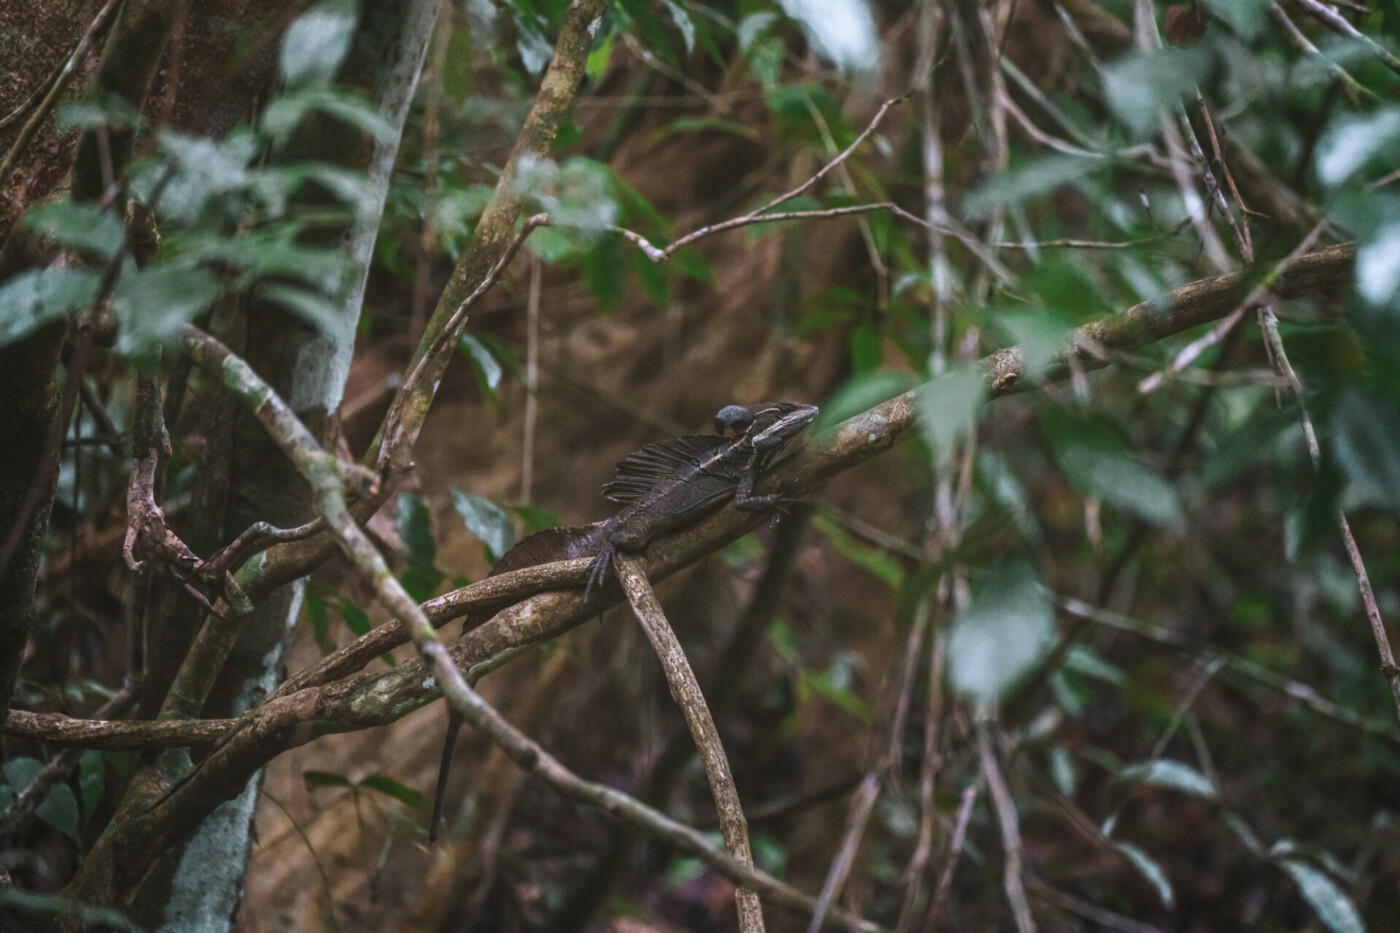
[[926, 784, 978, 926], [1270, 3, 1375, 100], [807, 774, 879, 933], [979, 722, 1036, 933], [754, 94, 910, 216], [1256, 308, 1400, 720], [895, 612, 946, 933], [1294, 0, 1400, 77]]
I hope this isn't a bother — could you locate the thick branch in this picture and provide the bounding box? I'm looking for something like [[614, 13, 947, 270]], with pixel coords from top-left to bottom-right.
[[4, 709, 235, 751]]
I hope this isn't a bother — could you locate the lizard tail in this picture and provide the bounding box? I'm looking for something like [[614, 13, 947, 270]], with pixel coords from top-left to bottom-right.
[[488, 525, 600, 577]]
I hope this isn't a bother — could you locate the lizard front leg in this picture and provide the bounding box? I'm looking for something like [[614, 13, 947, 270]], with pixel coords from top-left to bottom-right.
[[732, 467, 788, 511]]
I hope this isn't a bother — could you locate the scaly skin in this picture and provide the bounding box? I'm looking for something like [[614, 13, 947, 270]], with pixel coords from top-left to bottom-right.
[[490, 402, 818, 602]]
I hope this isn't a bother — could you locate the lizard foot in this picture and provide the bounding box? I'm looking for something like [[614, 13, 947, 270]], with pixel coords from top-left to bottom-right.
[[583, 544, 616, 604]]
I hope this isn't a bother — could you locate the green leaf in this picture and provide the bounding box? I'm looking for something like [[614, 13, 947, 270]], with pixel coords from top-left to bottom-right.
[[514, 504, 561, 533], [303, 769, 355, 791], [256, 283, 345, 334], [737, 12, 778, 49], [1333, 388, 1400, 514], [1050, 746, 1077, 796], [947, 561, 1056, 712], [2, 757, 83, 843], [1064, 644, 1126, 685], [631, 248, 670, 307], [57, 94, 144, 132], [527, 225, 576, 263], [78, 750, 104, 827], [1355, 221, 1400, 307], [1102, 46, 1210, 137], [512, 12, 553, 75], [915, 367, 987, 460], [338, 599, 372, 637], [26, 201, 125, 262], [586, 29, 615, 83], [512, 155, 619, 231], [287, 163, 381, 219], [1046, 413, 1184, 531], [1117, 760, 1217, 799], [811, 512, 903, 589], [583, 235, 626, 313], [396, 493, 437, 572], [38, 783, 80, 845], [964, 156, 1098, 218], [670, 249, 713, 284], [451, 490, 516, 562], [473, 333, 527, 385], [1317, 107, 1400, 187], [399, 564, 444, 603], [801, 669, 871, 721], [747, 35, 784, 88], [553, 121, 583, 151], [281, 0, 358, 88], [261, 89, 395, 146], [1276, 860, 1365, 933], [303, 581, 335, 655], [1201, 0, 1269, 38], [112, 265, 223, 353], [0, 267, 101, 347], [3, 757, 45, 790], [848, 323, 882, 374], [156, 130, 259, 223], [458, 333, 503, 397], [648, 116, 760, 147], [777, 0, 878, 72], [814, 370, 918, 433], [359, 774, 431, 813], [662, 0, 695, 53], [1114, 841, 1175, 909]]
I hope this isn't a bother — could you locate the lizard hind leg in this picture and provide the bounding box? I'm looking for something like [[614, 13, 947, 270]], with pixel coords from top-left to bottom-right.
[[583, 543, 616, 604]]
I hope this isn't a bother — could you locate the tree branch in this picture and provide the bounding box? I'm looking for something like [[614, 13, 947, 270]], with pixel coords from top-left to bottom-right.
[[615, 553, 765, 931]]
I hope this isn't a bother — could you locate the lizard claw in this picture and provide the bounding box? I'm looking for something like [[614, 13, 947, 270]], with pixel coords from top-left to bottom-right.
[[583, 545, 615, 604]]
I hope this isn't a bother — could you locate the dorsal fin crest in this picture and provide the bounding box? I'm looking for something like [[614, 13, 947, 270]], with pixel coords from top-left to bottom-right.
[[602, 434, 728, 503]]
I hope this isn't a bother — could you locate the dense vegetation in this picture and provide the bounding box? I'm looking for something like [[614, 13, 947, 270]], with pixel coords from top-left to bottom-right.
[[1, 0, 1398, 930]]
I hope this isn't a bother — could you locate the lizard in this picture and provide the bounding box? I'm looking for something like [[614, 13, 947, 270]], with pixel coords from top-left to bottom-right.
[[488, 400, 819, 601], [429, 401, 817, 841]]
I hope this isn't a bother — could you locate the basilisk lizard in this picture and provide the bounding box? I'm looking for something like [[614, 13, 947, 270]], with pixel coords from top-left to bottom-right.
[[489, 400, 818, 600]]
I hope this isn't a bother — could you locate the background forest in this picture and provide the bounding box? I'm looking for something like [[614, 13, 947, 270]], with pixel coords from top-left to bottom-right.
[[1, 0, 1399, 931]]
